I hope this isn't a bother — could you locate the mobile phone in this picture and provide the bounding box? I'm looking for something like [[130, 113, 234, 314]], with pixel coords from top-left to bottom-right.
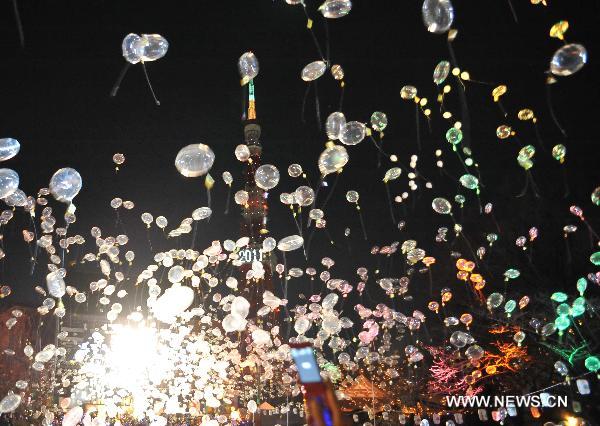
[[290, 344, 322, 384]]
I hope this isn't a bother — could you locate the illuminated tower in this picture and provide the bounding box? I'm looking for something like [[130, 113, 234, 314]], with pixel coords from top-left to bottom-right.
[[238, 80, 274, 315]]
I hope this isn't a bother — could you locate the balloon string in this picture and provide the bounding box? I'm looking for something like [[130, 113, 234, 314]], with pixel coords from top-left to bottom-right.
[[110, 62, 131, 98], [29, 214, 39, 275], [415, 103, 422, 151], [561, 167, 570, 198], [314, 81, 322, 130], [384, 183, 396, 225], [319, 171, 340, 211], [533, 122, 547, 152], [301, 4, 326, 61], [206, 187, 212, 210], [300, 83, 311, 124], [447, 40, 472, 149], [357, 206, 368, 240], [190, 222, 198, 250], [545, 83, 567, 137], [338, 82, 345, 111], [224, 186, 232, 214], [507, 0, 519, 23], [241, 84, 248, 121], [141, 62, 161, 106], [376, 135, 383, 168], [12, 0, 25, 48], [323, 13, 330, 64], [297, 209, 307, 260], [496, 100, 508, 118]]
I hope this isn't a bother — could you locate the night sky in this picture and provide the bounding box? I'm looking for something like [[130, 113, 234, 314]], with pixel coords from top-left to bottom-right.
[[1, 0, 599, 314]]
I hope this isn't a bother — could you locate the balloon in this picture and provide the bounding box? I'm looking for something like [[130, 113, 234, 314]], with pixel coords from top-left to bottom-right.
[[322, 314, 341, 334], [263, 237, 277, 252], [235, 144, 251, 162], [277, 235, 304, 252], [370, 112, 388, 132], [294, 186, 315, 206], [112, 153, 125, 166], [167, 265, 185, 283], [319, 0, 352, 18], [192, 207, 212, 220], [422, 0, 454, 34], [326, 112, 346, 140], [247, 400, 258, 414], [49, 167, 82, 203], [231, 296, 250, 318], [0, 138, 20, 161], [459, 174, 479, 190], [152, 285, 194, 323], [288, 163, 303, 177], [431, 197, 452, 214], [46, 270, 66, 298], [383, 167, 402, 183], [517, 145, 535, 170], [318, 144, 349, 175], [175, 144, 215, 177], [584, 356, 600, 373], [251, 329, 271, 346], [140, 34, 169, 61], [0, 168, 19, 199], [400, 85, 417, 100], [433, 60, 450, 85], [255, 164, 280, 190], [487, 292, 504, 309], [465, 344, 484, 360], [346, 190, 359, 203], [0, 393, 21, 413], [238, 51, 259, 83], [331, 64, 344, 80], [222, 313, 246, 333], [446, 127, 462, 145], [339, 121, 366, 145], [550, 43, 587, 77], [63, 406, 84, 426], [554, 361, 568, 376], [449, 331, 468, 348], [122, 33, 168, 64], [301, 61, 327, 82], [322, 293, 339, 310], [592, 187, 600, 206], [294, 316, 311, 334], [122, 33, 144, 64]]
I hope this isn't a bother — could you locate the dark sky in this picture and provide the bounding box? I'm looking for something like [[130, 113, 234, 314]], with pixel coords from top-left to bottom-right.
[[1, 0, 599, 310]]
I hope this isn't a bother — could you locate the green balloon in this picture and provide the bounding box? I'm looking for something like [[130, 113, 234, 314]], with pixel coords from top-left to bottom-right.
[[556, 303, 570, 316], [592, 187, 600, 206], [459, 174, 479, 190], [577, 277, 587, 295], [584, 356, 600, 373], [517, 145, 535, 170], [446, 127, 463, 145], [551, 292, 568, 303], [504, 299, 516, 314], [590, 251, 600, 266], [571, 304, 585, 317], [555, 315, 570, 331], [504, 269, 520, 280], [551, 144, 566, 162]]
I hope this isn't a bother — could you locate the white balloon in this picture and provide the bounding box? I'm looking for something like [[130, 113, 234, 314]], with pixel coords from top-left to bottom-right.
[[49, 168, 82, 203], [0, 168, 19, 199], [175, 144, 215, 177], [0, 138, 20, 161]]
